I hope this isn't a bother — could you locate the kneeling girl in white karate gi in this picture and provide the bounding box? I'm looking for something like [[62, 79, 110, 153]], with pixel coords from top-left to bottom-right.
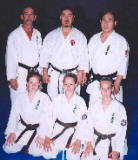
[[42, 73, 87, 160], [82, 77, 127, 160], [3, 71, 51, 157]]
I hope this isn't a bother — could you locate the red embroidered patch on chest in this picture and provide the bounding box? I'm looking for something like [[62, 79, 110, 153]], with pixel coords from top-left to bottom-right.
[[70, 40, 75, 46]]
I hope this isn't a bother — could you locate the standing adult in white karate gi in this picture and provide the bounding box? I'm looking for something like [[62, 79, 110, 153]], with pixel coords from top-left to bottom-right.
[[40, 7, 88, 99], [87, 11, 129, 106], [6, 6, 42, 105], [82, 77, 127, 160]]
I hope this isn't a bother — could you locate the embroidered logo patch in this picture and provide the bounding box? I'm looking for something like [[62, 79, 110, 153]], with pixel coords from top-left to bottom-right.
[[105, 45, 110, 55], [70, 40, 75, 46], [110, 113, 114, 124], [73, 105, 77, 113], [35, 100, 40, 110], [125, 50, 128, 57], [121, 119, 127, 126], [81, 114, 87, 120]]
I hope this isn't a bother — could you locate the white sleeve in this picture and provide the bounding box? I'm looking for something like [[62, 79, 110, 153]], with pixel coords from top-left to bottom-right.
[[6, 34, 18, 80], [74, 99, 88, 142], [38, 97, 58, 138], [78, 35, 89, 73], [84, 107, 95, 146], [117, 39, 129, 79], [4, 96, 20, 136], [37, 31, 42, 55], [37, 95, 52, 138], [39, 33, 53, 68], [112, 106, 127, 153], [88, 36, 95, 72]]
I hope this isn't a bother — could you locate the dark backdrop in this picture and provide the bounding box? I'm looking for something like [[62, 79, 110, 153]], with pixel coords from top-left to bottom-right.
[[0, 0, 138, 77]]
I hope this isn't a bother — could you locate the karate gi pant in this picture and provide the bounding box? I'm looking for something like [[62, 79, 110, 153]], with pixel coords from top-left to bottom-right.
[[81, 144, 125, 160], [3, 130, 43, 157], [87, 81, 123, 107], [42, 140, 81, 160], [42, 127, 81, 160], [42, 147, 81, 160], [81, 154, 125, 160], [47, 68, 80, 100]]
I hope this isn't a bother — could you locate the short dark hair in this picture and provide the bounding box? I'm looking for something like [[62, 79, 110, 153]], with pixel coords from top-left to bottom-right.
[[100, 11, 117, 21], [63, 73, 77, 84], [26, 70, 42, 82], [21, 5, 36, 15], [100, 77, 114, 85], [60, 6, 75, 16]]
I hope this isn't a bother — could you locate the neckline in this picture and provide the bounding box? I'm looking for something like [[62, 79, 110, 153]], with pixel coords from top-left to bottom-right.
[[99, 30, 114, 44], [60, 26, 73, 40], [20, 24, 34, 41], [26, 90, 40, 103], [101, 98, 114, 113]]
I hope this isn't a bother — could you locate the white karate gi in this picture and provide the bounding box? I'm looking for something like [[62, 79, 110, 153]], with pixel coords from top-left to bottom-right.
[[6, 24, 42, 104], [81, 98, 127, 160], [40, 27, 88, 98], [3, 90, 51, 157], [42, 93, 87, 160], [87, 30, 129, 106]]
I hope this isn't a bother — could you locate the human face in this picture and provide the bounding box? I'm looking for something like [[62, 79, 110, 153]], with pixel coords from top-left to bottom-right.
[[100, 81, 113, 98], [63, 77, 76, 94], [100, 13, 117, 34], [21, 7, 36, 26], [60, 9, 74, 28], [27, 76, 40, 93]]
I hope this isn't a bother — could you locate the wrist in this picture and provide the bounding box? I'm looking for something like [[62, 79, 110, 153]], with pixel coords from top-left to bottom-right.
[[75, 139, 81, 146], [43, 68, 48, 75], [114, 79, 121, 85], [78, 70, 83, 74], [115, 75, 123, 83], [87, 141, 93, 148], [45, 136, 50, 140], [10, 79, 16, 82], [76, 139, 81, 143]]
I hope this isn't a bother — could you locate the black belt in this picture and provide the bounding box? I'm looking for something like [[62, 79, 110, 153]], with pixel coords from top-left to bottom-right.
[[49, 63, 78, 74], [49, 63, 78, 94], [18, 62, 39, 72], [87, 69, 117, 85], [15, 115, 39, 154], [93, 128, 115, 156], [51, 119, 77, 148]]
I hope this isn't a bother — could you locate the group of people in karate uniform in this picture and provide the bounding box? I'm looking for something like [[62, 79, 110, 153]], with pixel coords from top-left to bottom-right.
[[3, 4, 129, 160]]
